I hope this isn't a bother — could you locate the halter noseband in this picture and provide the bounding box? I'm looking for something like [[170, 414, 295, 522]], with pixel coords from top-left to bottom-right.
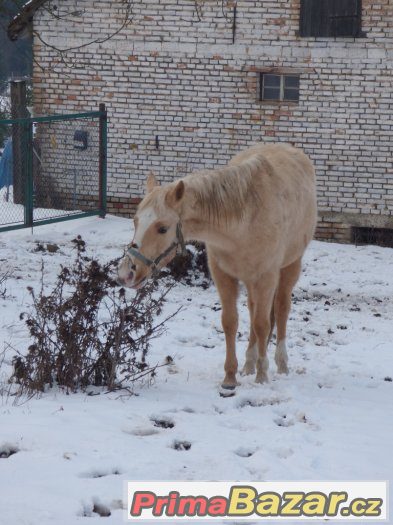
[[126, 222, 186, 274]]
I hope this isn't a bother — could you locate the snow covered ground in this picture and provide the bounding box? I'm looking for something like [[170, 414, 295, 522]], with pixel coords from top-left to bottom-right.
[[0, 94, 9, 112], [0, 186, 80, 227], [0, 215, 392, 525]]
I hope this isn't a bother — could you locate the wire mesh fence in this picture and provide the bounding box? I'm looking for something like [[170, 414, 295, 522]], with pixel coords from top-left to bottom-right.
[[0, 108, 107, 232], [0, 119, 25, 228]]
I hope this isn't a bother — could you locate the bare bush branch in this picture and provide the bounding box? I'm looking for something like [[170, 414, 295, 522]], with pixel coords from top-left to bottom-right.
[[10, 236, 180, 396], [0, 271, 12, 299]]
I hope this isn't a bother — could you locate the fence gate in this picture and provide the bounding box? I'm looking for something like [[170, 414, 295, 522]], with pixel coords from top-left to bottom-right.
[[0, 105, 107, 233]]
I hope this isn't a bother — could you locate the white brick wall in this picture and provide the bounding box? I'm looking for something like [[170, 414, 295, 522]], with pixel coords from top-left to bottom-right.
[[31, 0, 393, 240]]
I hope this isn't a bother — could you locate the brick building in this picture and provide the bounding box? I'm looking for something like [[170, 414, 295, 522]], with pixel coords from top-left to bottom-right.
[[9, 0, 393, 242]]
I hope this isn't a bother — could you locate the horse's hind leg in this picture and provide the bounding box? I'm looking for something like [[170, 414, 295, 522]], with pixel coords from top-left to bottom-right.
[[208, 256, 239, 390], [274, 257, 302, 374], [250, 272, 280, 384], [242, 297, 275, 376], [242, 295, 257, 375]]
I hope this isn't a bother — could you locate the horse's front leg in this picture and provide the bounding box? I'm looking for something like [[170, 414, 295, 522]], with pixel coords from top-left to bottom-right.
[[221, 290, 239, 389], [209, 257, 239, 390]]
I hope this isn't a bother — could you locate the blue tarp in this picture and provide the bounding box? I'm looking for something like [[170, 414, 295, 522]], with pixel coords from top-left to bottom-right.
[[0, 138, 13, 190]]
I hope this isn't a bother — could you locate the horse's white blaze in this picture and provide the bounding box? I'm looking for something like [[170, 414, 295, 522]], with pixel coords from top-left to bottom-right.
[[134, 206, 157, 247]]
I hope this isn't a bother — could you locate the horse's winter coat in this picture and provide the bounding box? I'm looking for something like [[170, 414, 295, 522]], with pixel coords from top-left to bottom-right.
[[118, 143, 317, 389]]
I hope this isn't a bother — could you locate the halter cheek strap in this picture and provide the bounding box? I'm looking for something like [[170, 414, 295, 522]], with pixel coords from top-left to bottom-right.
[[126, 222, 186, 274]]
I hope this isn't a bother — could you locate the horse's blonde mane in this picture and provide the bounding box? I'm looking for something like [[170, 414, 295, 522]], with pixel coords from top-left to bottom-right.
[[183, 154, 267, 223], [139, 153, 269, 223]]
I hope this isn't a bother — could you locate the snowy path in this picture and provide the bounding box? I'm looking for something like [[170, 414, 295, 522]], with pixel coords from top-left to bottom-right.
[[0, 216, 392, 524]]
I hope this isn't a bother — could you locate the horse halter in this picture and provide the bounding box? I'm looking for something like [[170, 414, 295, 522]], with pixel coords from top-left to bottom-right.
[[126, 222, 186, 275]]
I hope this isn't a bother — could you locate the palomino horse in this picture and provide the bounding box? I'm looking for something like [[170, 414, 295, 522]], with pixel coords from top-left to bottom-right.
[[118, 143, 317, 391]]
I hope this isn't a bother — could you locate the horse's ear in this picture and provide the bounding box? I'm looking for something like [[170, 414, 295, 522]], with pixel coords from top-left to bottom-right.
[[146, 172, 158, 194], [165, 180, 185, 209]]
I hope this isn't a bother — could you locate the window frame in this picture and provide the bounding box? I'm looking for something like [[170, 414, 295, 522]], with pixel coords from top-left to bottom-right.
[[259, 73, 300, 104], [299, 0, 364, 38]]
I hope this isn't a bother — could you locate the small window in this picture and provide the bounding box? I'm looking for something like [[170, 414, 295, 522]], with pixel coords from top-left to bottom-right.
[[300, 0, 363, 38], [259, 74, 300, 103]]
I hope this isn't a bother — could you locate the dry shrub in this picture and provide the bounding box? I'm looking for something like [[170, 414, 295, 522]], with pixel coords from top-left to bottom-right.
[[0, 275, 7, 299], [11, 236, 179, 395], [167, 243, 211, 288]]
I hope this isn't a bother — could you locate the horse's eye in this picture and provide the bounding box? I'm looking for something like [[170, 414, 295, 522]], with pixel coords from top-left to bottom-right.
[[157, 226, 168, 234]]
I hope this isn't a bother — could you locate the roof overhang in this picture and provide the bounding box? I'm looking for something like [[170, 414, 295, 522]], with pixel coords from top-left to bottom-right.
[[8, 0, 49, 41]]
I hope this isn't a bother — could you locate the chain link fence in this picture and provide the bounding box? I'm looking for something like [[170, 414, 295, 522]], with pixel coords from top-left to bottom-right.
[[0, 108, 107, 232]]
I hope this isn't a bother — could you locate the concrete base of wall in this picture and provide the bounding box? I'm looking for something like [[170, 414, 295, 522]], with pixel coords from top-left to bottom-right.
[[316, 212, 393, 244]]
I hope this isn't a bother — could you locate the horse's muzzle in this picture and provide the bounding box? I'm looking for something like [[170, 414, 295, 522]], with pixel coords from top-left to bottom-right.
[[117, 271, 134, 287], [118, 255, 150, 289], [118, 256, 137, 287]]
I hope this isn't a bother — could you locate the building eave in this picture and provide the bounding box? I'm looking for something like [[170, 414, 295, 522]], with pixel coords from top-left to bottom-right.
[[7, 0, 49, 41]]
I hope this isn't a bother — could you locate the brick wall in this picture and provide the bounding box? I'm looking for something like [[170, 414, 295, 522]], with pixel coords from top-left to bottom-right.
[[31, 0, 393, 242]]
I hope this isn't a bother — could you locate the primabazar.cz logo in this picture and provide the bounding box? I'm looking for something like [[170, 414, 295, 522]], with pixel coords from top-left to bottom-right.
[[126, 481, 388, 521]]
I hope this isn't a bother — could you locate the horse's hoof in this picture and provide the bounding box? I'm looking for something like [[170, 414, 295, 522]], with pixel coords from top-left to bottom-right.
[[219, 385, 236, 398], [277, 363, 289, 375], [219, 380, 238, 397], [241, 362, 255, 376], [255, 373, 269, 384], [275, 355, 289, 375]]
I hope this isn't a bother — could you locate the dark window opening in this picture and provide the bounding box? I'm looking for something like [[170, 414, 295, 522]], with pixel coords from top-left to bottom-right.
[[259, 74, 300, 103], [351, 227, 393, 248], [300, 0, 363, 38]]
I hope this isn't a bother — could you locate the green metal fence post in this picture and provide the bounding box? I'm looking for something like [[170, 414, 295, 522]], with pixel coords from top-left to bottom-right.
[[98, 103, 107, 218], [23, 119, 34, 227]]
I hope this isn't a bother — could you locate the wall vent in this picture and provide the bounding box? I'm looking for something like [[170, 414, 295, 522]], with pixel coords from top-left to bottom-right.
[[351, 227, 393, 248]]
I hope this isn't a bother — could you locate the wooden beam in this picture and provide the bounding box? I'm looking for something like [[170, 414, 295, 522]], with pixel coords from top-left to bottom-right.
[[7, 0, 48, 41]]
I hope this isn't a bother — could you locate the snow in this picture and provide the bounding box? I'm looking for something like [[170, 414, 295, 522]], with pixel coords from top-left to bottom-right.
[[0, 95, 9, 112], [0, 215, 392, 525], [0, 186, 82, 227]]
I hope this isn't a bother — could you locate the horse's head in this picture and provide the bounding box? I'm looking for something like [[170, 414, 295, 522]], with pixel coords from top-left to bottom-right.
[[118, 173, 185, 288]]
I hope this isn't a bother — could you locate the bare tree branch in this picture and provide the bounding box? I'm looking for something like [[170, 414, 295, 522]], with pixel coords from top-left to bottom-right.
[[6, 0, 134, 72], [32, 0, 134, 55]]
